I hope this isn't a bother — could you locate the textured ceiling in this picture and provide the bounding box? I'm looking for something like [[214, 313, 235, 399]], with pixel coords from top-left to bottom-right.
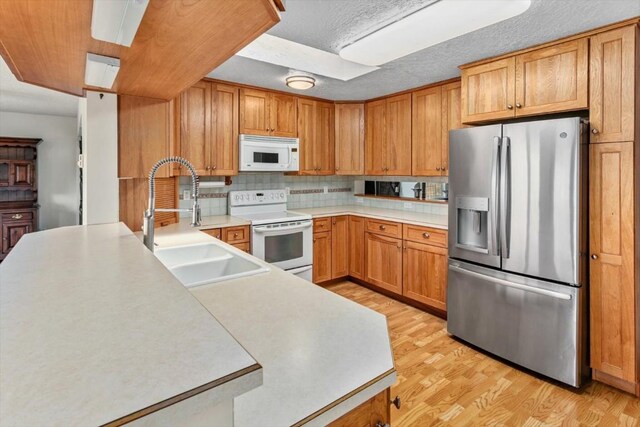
[[208, 0, 640, 100], [0, 57, 79, 117]]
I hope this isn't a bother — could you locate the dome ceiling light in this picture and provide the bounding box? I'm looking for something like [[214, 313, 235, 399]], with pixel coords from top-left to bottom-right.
[[285, 73, 316, 90]]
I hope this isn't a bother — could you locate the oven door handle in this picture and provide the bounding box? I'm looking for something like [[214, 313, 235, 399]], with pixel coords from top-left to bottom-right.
[[253, 222, 312, 233]]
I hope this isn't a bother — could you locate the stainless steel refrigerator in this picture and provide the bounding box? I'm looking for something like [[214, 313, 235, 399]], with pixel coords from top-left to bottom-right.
[[447, 116, 589, 387]]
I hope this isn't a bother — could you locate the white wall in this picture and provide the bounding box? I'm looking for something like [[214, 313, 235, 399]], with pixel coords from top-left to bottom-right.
[[0, 111, 79, 230], [80, 91, 119, 225]]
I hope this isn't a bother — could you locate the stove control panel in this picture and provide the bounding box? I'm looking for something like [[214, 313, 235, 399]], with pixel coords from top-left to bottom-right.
[[228, 189, 287, 206]]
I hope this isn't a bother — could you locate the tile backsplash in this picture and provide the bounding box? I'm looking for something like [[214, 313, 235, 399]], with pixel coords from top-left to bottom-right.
[[179, 173, 448, 217]]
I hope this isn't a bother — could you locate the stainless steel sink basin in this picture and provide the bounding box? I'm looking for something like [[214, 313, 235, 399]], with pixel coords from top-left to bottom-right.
[[155, 242, 269, 288]]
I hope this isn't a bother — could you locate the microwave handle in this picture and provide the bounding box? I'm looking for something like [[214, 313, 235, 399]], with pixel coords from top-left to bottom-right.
[[242, 141, 296, 150], [254, 222, 312, 233]]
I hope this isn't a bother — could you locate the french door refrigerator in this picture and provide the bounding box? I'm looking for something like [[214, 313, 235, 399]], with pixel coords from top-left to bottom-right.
[[447, 116, 589, 387]]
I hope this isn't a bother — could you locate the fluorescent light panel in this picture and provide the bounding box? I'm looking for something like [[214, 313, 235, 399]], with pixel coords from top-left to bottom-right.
[[91, 0, 149, 47], [236, 34, 379, 81], [85, 54, 120, 89], [340, 0, 532, 66]]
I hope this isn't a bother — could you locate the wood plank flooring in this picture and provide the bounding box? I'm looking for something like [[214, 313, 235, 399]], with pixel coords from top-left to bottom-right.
[[325, 281, 640, 427]]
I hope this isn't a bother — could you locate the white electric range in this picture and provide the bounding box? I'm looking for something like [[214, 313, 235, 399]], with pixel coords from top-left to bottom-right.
[[229, 189, 313, 281]]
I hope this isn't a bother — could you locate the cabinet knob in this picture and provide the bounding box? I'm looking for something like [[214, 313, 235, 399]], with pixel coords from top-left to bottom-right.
[[423, 232, 430, 239], [436, 167, 440, 171], [591, 254, 598, 260], [442, 165, 447, 171], [507, 104, 513, 110], [391, 395, 401, 409], [592, 128, 599, 135], [515, 102, 522, 108], [234, 232, 239, 237], [270, 128, 275, 132], [212, 165, 217, 170], [205, 166, 210, 171], [266, 128, 270, 132], [379, 225, 386, 230]]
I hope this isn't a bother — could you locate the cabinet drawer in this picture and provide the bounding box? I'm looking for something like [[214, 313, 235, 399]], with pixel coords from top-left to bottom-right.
[[223, 226, 250, 244], [313, 218, 331, 233], [365, 218, 402, 238], [232, 242, 251, 253], [201, 228, 221, 239], [2, 211, 34, 222], [403, 224, 447, 247]]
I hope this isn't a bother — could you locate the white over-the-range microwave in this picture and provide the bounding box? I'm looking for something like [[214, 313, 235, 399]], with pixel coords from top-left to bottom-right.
[[239, 134, 299, 172]]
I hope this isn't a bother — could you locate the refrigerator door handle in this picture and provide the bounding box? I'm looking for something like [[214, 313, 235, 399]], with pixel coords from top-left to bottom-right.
[[490, 136, 501, 256], [449, 264, 572, 300], [500, 136, 511, 258]]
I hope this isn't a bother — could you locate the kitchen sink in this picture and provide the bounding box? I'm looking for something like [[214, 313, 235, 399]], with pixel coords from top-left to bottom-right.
[[155, 242, 269, 288]]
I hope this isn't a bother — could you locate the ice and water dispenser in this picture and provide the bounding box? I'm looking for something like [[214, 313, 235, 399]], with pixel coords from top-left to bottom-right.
[[455, 197, 489, 253]]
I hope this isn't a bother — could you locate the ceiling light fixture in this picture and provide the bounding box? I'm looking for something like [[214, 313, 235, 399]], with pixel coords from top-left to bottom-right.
[[286, 73, 316, 90], [91, 0, 149, 47], [85, 54, 121, 89], [339, 0, 532, 66]]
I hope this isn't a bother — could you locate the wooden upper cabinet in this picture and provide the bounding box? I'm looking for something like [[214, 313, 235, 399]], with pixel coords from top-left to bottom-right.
[[315, 101, 335, 175], [118, 95, 172, 178], [441, 81, 464, 174], [412, 86, 442, 176], [239, 88, 270, 136], [403, 240, 448, 311], [334, 103, 364, 175], [331, 216, 349, 278], [298, 99, 316, 174], [461, 57, 516, 123], [270, 93, 297, 137], [589, 141, 636, 387], [365, 99, 386, 175], [515, 38, 588, 116], [385, 94, 412, 175], [179, 81, 211, 175], [589, 25, 637, 143], [211, 84, 239, 175], [297, 99, 334, 175]]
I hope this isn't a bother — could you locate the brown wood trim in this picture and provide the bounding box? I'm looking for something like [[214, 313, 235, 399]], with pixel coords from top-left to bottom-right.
[[460, 17, 640, 69], [349, 276, 447, 320], [354, 193, 448, 205], [101, 363, 262, 426], [272, 0, 286, 12], [291, 369, 396, 427], [365, 77, 462, 103], [203, 77, 335, 104], [593, 369, 640, 397]]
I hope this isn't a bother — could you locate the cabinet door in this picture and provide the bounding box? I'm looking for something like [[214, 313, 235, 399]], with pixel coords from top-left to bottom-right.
[[297, 98, 316, 174], [412, 86, 442, 176], [315, 101, 335, 175], [461, 57, 516, 123], [331, 216, 349, 278], [210, 84, 239, 175], [441, 81, 463, 175], [239, 88, 270, 136], [118, 95, 172, 178], [365, 99, 386, 175], [590, 25, 636, 143], [313, 231, 332, 283], [335, 103, 364, 175], [348, 216, 365, 280], [365, 232, 402, 294], [403, 240, 448, 311], [515, 38, 588, 116], [10, 161, 35, 186], [385, 93, 412, 176], [590, 142, 636, 384], [2, 219, 33, 255], [270, 93, 297, 137], [179, 81, 211, 175]]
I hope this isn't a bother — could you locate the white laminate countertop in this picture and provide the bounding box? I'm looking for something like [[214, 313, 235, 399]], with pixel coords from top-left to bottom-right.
[[294, 205, 449, 229], [0, 223, 262, 427], [152, 225, 397, 426]]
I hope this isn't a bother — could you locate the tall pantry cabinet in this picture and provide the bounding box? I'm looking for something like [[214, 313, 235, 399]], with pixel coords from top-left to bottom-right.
[[588, 24, 639, 396]]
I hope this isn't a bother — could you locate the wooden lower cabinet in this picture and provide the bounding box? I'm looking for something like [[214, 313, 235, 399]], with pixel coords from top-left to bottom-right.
[[328, 388, 390, 427], [0, 209, 37, 260], [348, 216, 366, 280], [365, 232, 403, 294], [331, 216, 349, 278], [313, 231, 332, 283], [201, 225, 251, 254], [402, 241, 448, 311]]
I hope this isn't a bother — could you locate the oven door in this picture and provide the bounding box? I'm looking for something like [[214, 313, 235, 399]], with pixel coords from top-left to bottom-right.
[[252, 220, 312, 270], [239, 140, 299, 172]]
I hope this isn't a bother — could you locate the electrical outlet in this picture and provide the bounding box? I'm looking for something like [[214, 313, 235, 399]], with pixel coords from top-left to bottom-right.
[[323, 186, 328, 194], [183, 190, 190, 200], [404, 202, 413, 209], [285, 187, 290, 195]]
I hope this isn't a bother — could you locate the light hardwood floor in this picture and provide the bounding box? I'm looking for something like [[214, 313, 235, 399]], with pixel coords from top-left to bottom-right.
[[325, 281, 640, 426]]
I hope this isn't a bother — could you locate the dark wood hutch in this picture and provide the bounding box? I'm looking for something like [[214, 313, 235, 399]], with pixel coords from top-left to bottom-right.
[[0, 137, 41, 261]]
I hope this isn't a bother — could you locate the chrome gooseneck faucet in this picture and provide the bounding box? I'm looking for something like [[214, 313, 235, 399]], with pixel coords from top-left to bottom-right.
[[143, 156, 201, 252]]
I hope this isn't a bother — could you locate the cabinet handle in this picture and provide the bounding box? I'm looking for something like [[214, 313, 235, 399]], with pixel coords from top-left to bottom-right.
[[391, 395, 401, 409], [442, 165, 447, 172], [515, 102, 522, 108], [436, 167, 440, 171], [423, 232, 430, 239], [592, 128, 599, 135], [270, 128, 275, 132], [212, 165, 217, 170], [11, 214, 23, 219], [379, 225, 386, 230], [313, 239, 316, 243], [507, 104, 513, 110], [205, 166, 210, 171], [591, 254, 598, 260], [233, 232, 239, 237], [266, 128, 270, 132]]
